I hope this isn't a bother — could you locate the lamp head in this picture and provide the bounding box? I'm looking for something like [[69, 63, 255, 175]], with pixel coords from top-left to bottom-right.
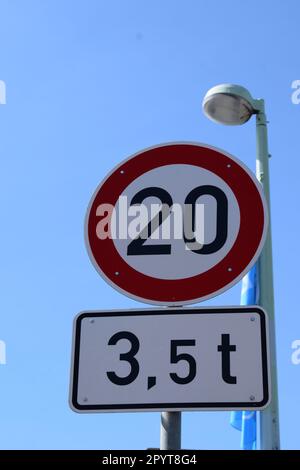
[[202, 84, 256, 125]]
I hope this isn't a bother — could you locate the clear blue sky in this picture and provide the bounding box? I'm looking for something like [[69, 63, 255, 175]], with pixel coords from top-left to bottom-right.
[[0, 0, 299, 450]]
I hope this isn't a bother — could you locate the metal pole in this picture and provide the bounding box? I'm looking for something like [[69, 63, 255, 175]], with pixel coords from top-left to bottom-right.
[[255, 99, 280, 450], [160, 412, 181, 450]]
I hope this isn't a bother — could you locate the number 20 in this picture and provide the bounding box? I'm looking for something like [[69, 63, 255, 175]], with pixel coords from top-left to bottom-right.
[[127, 185, 228, 256]]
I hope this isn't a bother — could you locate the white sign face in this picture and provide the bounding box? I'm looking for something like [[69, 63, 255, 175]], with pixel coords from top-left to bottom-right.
[[70, 307, 270, 412], [113, 164, 240, 279]]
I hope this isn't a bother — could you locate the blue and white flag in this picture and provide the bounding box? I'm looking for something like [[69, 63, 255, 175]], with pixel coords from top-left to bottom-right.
[[230, 265, 259, 450]]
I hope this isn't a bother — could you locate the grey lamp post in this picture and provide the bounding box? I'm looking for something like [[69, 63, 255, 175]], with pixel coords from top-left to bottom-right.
[[202, 84, 280, 450]]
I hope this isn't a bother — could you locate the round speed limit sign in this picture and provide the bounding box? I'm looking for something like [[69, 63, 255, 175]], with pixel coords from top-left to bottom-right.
[[85, 143, 268, 305]]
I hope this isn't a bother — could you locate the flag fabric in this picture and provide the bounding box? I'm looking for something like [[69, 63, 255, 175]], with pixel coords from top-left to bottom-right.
[[230, 265, 259, 450]]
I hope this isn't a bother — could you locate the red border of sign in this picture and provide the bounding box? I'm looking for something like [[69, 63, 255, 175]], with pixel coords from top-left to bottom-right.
[[85, 143, 268, 305]]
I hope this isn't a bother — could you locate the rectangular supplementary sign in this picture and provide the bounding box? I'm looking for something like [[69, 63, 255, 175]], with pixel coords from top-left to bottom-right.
[[70, 307, 270, 413]]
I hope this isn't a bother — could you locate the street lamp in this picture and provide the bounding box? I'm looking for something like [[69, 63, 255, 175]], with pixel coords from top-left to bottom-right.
[[203, 84, 255, 125], [202, 84, 280, 450]]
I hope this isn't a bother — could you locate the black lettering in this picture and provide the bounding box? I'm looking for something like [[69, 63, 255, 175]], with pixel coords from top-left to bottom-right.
[[217, 334, 237, 384]]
